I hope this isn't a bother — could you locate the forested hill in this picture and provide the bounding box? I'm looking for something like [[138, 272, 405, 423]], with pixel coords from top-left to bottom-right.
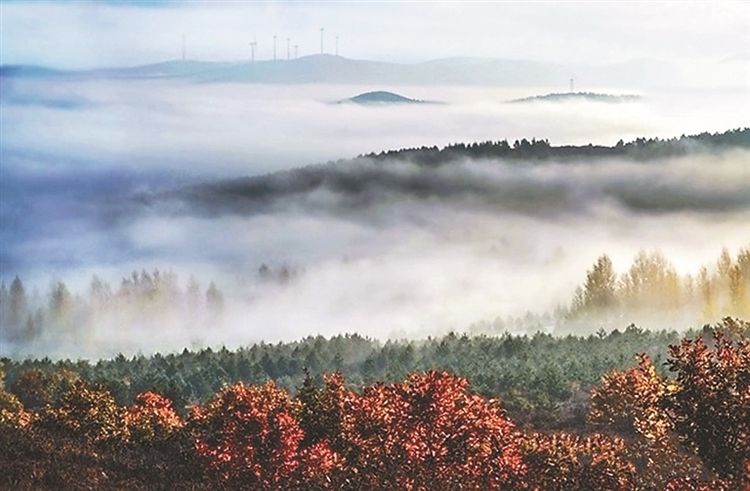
[[363, 127, 750, 165], [155, 128, 750, 218]]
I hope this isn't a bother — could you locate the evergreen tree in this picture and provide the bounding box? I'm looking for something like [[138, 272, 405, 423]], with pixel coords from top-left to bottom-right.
[[206, 282, 224, 317], [8, 276, 28, 336]]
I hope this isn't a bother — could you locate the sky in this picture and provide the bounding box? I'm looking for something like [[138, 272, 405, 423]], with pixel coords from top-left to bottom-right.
[[1, 1, 749, 69]]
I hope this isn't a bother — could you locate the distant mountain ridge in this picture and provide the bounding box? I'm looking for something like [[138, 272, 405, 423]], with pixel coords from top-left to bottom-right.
[[0, 55, 694, 88]]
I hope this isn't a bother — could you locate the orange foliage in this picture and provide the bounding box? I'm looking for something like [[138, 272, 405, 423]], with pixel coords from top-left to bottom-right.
[[3, 322, 749, 489], [589, 353, 673, 439], [0, 390, 31, 428], [123, 391, 184, 443], [189, 381, 306, 489], [520, 432, 634, 491], [328, 370, 526, 490], [10, 369, 48, 410], [589, 354, 706, 488], [38, 380, 126, 444], [663, 322, 750, 484]]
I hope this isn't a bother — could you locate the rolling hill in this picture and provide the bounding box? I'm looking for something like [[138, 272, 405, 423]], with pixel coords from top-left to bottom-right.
[[0, 55, 693, 88]]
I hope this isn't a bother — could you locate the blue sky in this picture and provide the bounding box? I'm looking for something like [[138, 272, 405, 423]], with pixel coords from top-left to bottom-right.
[[1, 1, 748, 69]]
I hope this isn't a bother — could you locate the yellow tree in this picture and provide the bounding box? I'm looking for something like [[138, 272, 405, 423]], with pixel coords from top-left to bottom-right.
[[619, 250, 681, 312]]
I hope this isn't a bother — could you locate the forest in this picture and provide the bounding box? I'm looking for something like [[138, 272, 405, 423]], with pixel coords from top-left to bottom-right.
[[137, 127, 750, 221], [0, 245, 748, 488], [1, 318, 748, 489], [4, 2, 748, 487], [363, 127, 750, 166], [1, 129, 748, 489], [2, 243, 748, 353]]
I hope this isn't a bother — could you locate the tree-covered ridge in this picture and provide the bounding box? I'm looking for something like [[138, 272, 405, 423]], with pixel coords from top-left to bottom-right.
[[509, 92, 641, 104], [0, 325, 692, 430], [1, 320, 748, 489], [162, 127, 749, 219], [363, 127, 750, 165]]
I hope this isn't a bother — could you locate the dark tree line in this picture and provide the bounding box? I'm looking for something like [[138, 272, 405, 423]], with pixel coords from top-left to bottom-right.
[[362, 127, 750, 165], [2, 326, 688, 430]]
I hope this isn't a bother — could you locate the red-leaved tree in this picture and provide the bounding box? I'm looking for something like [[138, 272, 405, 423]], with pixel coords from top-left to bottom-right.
[[520, 431, 635, 491], [189, 381, 308, 489], [662, 320, 750, 486], [123, 391, 184, 444], [323, 370, 526, 490]]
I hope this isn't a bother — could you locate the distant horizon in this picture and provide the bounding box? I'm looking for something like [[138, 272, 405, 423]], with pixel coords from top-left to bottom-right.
[[2, 2, 746, 71], [2, 53, 746, 92], [0, 53, 743, 72]]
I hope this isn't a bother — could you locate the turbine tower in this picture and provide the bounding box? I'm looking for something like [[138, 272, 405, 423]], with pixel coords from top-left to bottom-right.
[[294, 44, 298, 59], [273, 34, 277, 61], [335, 35, 339, 56], [570, 77, 574, 93], [182, 34, 186, 61], [249, 36, 257, 62], [287, 38, 290, 60], [320, 27, 324, 54]]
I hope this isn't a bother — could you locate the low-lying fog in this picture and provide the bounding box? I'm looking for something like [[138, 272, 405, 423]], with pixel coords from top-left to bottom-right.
[[1, 77, 748, 358]]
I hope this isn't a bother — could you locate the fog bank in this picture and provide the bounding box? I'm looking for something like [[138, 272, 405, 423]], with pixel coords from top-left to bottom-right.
[[1, 79, 748, 358]]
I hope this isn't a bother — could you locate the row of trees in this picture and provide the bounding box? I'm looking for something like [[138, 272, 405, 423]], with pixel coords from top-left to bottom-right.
[[3, 245, 746, 350], [1, 319, 748, 489], [0, 270, 225, 343], [2, 326, 685, 429], [363, 128, 749, 165], [569, 246, 750, 328]]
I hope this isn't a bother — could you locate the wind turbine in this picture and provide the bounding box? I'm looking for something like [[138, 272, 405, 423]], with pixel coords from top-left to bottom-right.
[[287, 38, 290, 60], [182, 33, 186, 61], [294, 44, 298, 59], [320, 27, 324, 54], [335, 35, 339, 57], [249, 36, 257, 61], [273, 34, 277, 61]]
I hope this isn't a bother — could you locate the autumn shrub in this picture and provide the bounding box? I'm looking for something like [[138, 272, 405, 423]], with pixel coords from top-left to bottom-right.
[[10, 369, 49, 410], [589, 354, 708, 489], [0, 371, 31, 428], [325, 370, 526, 490], [520, 431, 635, 491], [9, 367, 80, 412], [588, 318, 750, 489], [124, 390, 184, 444], [662, 321, 750, 485], [189, 381, 308, 489], [37, 380, 127, 443]]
